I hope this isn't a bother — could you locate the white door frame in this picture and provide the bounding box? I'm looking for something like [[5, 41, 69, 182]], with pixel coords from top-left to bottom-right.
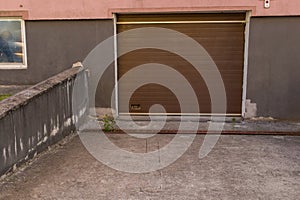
[[241, 11, 251, 118], [113, 11, 251, 117], [113, 14, 119, 116]]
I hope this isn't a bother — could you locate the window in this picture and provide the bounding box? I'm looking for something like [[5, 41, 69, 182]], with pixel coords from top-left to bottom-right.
[[0, 18, 27, 69]]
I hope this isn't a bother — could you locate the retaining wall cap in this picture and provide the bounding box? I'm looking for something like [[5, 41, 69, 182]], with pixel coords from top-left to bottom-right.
[[0, 67, 84, 119]]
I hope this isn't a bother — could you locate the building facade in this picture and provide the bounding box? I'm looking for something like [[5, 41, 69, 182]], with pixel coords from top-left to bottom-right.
[[0, 0, 300, 120]]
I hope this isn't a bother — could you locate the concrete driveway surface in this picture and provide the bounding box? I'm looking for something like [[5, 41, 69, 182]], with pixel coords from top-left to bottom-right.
[[0, 133, 299, 200]]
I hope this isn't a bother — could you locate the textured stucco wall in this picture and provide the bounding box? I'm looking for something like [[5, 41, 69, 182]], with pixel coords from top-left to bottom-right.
[[0, 0, 300, 19], [247, 17, 300, 120], [0, 67, 88, 176]]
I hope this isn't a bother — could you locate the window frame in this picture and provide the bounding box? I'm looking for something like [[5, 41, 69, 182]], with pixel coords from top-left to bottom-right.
[[0, 18, 27, 70]]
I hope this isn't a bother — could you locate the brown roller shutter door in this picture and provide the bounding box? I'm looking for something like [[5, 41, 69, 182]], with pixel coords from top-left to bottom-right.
[[117, 13, 245, 116]]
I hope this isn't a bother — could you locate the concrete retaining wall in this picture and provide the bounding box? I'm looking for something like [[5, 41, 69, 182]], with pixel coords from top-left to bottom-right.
[[0, 67, 88, 176]]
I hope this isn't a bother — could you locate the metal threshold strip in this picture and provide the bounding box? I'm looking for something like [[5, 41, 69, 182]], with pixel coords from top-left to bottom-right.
[[119, 112, 242, 116], [117, 20, 246, 25]]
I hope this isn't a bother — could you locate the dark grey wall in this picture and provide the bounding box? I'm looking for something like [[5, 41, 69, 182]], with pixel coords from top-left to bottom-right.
[[247, 17, 300, 120], [0, 19, 115, 107], [0, 67, 88, 176], [0, 20, 114, 85]]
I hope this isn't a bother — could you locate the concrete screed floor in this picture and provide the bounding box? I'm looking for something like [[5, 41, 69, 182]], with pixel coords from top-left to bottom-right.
[[0, 133, 299, 200]]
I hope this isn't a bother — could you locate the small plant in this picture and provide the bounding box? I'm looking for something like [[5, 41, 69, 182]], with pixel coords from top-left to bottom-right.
[[232, 117, 236, 123], [231, 117, 237, 129], [102, 114, 115, 132], [0, 94, 11, 101]]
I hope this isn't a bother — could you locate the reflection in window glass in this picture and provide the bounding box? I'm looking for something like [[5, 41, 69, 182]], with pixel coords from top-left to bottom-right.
[[0, 20, 24, 64]]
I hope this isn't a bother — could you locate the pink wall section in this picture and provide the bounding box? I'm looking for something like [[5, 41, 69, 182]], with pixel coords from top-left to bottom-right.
[[0, 0, 300, 20]]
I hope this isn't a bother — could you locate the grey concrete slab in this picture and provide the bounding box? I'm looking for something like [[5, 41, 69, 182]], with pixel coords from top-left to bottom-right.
[[100, 119, 300, 134], [92, 109, 300, 133], [0, 134, 299, 200]]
